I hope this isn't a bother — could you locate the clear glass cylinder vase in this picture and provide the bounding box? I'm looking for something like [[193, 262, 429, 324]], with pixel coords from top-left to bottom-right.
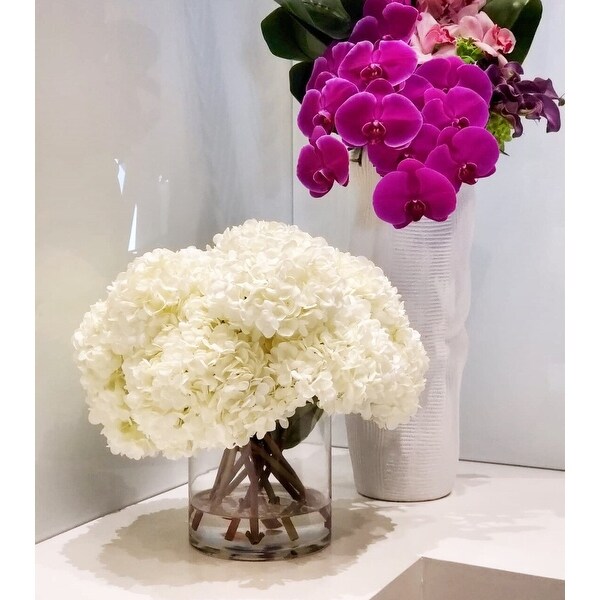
[[188, 407, 331, 561], [345, 162, 476, 501]]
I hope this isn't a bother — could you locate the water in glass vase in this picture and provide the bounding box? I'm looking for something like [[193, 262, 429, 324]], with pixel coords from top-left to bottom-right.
[[188, 407, 331, 561]]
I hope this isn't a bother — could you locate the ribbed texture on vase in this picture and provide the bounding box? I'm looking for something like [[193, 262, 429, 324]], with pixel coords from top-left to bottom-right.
[[346, 164, 476, 501]]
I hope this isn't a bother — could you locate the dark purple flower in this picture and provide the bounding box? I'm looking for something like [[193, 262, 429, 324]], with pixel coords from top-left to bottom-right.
[[373, 158, 457, 228], [297, 127, 350, 198], [367, 123, 440, 176], [486, 62, 563, 137], [349, 1, 419, 44], [335, 79, 423, 148], [425, 126, 500, 191], [307, 42, 355, 91], [338, 40, 418, 89], [417, 56, 493, 103], [297, 78, 358, 137], [421, 86, 490, 130]]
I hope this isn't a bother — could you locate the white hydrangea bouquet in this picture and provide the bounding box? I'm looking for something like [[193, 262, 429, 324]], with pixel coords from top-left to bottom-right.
[[73, 220, 428, 557]]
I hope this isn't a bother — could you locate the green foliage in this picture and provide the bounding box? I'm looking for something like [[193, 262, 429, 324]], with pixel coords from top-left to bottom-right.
[[272, 400, 324, 450], [261, 8, 328, 61], [483, 0, 543, 64], [274, 0, 355, 39], [341, 0, 366, 22], [486, 112, 514, 153], [262, 1, 366, 100], [289, 61, 316, 103], [455, 37, 485, 64]]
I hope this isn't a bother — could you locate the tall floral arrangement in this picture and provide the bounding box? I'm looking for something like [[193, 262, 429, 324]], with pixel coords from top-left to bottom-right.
[[262, 0, 563, 229]]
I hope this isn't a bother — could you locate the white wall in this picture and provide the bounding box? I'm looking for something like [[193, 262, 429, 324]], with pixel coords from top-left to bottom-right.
[[36, 0, 293, 541], [459, 0, 565, 469]]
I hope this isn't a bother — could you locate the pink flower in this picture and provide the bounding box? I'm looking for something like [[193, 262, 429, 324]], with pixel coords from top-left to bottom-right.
[[450, 12, 515, 62], [414, 11, 456, 55], [483, 24, 516, 54], [417, 1, 486, 23]]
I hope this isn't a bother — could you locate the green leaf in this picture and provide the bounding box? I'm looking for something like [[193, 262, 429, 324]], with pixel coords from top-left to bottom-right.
[[483, 0, 543, 64], [289, 60, 315, 103], [274, 0, 354, 40], [261, 7, 328, 61], [341, 0, 366, 22], [272, 401, 324, 450]]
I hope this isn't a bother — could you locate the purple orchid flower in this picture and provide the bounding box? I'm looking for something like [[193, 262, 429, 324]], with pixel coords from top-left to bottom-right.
[[349, 1, 419, 44], [307, 42, 355, 91], [425, 126, 500, 191], [399, 74, 433, 110], [486, 62, 563, 136], [417, 56, 493, 103], [297, 127, 350, 198], [338, 40, 418, 89], [367, 123, 440, 176], [335, 79, 423, 148], [373, 158, 457, 228], [297, 78, 358, 137], [421, 86, 490, 130]]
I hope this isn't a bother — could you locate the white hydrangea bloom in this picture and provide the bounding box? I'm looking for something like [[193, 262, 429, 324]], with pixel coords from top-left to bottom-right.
[[73, 220, 428, 460]]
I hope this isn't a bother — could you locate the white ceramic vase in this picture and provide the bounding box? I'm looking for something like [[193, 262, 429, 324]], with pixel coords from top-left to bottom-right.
[[345, 163, 476, 501]]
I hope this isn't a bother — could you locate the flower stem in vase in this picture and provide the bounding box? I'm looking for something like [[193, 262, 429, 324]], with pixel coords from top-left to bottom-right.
[[188, 406, 331, 559]]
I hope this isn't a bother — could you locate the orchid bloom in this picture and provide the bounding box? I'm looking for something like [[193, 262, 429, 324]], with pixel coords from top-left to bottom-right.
[[416, 56, 493, 103], [335, 79, 423, 148], [421, 86, 490, 129], [306, 42, 354, 91], [426, 126, 500, 190], [373, 158, 457, 228], [297, 127, 350, 198], [487, 62, 563, 136], [297, 78, 358, 137], [349, 0, 419, 44], [338, 40, 418, 89], [367, 123, 441, 176]]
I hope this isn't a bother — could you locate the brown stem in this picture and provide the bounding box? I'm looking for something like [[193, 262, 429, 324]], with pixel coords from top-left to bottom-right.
[[259, 465, 280, 505], [224, 518, 241, 541], [209, 448, 232, 500], [211, 447, 239, 509], [190, 509, 203, 531], [244, 452, 265, 545], [281, 517, 299, 541], [251, 441, 303, 500], [262, 435, 307, 498]]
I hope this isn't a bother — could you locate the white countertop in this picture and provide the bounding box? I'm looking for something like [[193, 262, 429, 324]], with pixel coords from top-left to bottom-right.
[[36, 449, 564, 600]]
